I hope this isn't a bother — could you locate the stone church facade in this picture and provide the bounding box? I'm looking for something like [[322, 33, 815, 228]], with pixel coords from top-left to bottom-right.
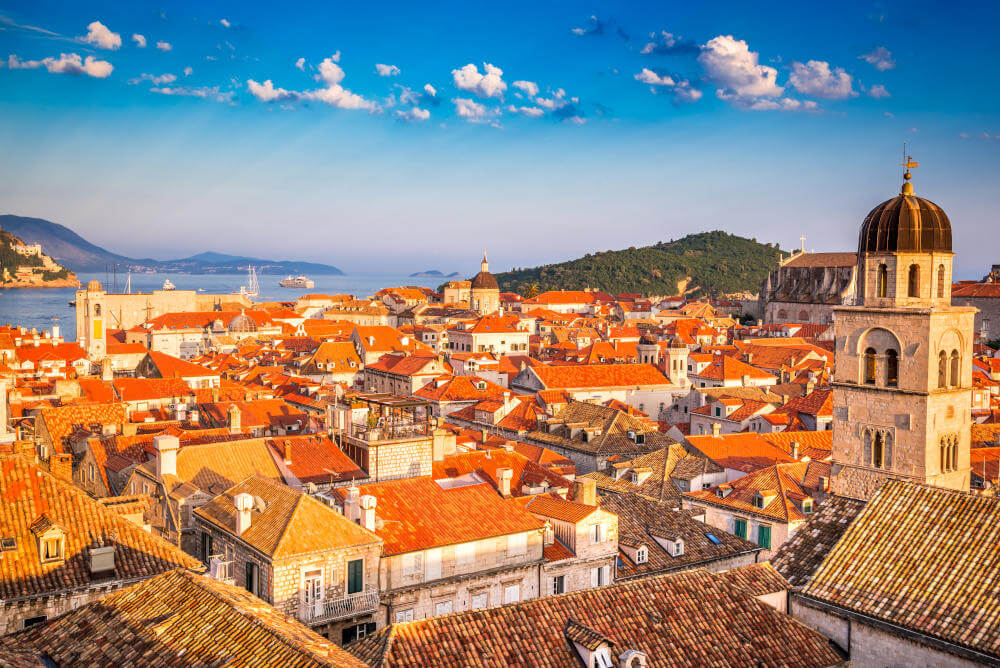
[[759, 251, 858, 324]]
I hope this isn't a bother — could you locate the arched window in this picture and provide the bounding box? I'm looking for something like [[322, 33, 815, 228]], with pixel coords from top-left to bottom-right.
[[883, 432, 893, 469], [937, 264, 946, 299], [863, 429, 872, 467], [93, 304, 102, 317], [863, 348, 877, 385], [877, 264, 888, 298], [798, 310, 809, 322], [950, 350, 960, 386], [873, 431, 884, 468], [940, 435, 958, 473], [908, 264, 920, 297], [938, 351, 947, 388], [950, 437, 958, 472], [886, 349, 899, 387]]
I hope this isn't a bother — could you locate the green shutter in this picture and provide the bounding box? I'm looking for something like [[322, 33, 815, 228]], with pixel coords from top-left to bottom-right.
[[734, 518, 747, 539], [348, 559, 364, 594], [757, 524, 771, 550]]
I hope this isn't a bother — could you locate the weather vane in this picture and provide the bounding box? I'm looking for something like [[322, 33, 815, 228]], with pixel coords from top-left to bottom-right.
[[901, 141, 918, 179]]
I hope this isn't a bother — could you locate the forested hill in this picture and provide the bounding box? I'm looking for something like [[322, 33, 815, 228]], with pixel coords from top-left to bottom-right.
[[495, 231, 783, 298]]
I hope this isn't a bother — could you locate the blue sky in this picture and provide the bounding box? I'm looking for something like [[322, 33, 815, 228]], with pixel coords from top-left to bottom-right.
[[1, 1, 997, 277]]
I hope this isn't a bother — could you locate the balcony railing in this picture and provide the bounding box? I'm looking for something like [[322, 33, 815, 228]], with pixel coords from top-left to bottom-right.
[[208, 555, 235, 585], [347, 419, 429, 442], [299, 586, 380, 625]]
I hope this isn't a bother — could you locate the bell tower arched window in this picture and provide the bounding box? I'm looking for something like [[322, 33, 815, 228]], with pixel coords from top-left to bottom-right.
[[873, 432, 884, 468], [937, 264, 945, 299], [940, 435, 958, 473], [863, 348, 877, 385], [885, 349, 898, 387], [907, 264, 920, 297], [950, 350, 960, 386], [93, 304, 101, 317], [877, 264, 888, 298], [938, 351, 947, 388]]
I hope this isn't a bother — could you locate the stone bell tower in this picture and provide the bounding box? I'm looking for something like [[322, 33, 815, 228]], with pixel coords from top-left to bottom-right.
[[830, 159, 977, 500]]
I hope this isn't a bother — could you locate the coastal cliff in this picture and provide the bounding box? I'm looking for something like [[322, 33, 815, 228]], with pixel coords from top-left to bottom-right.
[[0, 227, 80, 288]]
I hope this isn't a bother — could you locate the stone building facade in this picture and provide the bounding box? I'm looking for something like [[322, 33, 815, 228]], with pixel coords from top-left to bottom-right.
[[759, 251, 858, 324], [952, 278, 1000, 342]]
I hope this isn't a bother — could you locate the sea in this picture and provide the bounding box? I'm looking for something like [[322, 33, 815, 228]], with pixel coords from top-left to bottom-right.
[[0, 271, 439, 341]]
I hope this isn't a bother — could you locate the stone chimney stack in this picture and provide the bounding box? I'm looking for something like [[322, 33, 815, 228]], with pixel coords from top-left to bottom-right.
[[49, 453, 73, 483], [228, 405, 241, 434], [282, 440, 292, 465], [497, 467, 513, 497], [344, 486, 361, 522], [234, 493, 253, 535], [360, 494, 377, 531], [154, 434, 180, 479], [574, 478, 597, 506], [101, 357, 113, 382], [791, 441, 800, 459]]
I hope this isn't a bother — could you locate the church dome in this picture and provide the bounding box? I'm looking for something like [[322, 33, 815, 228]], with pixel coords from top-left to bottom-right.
[[86, 279, 103, 292], [228, 311, 257, 333], [858, 175, 951, 254], [471, 270, 498, 291]]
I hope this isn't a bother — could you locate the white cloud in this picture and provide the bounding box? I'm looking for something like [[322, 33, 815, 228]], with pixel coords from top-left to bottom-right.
[[640, 31, 698, 55], [81, 21, 120, 50], [8, 53, 113, 78], [453, 97, 495, 122], [183, 66, 193, 76], [737, 95, 817, 111], [151, 85, 233, 103], [156, 41, 172, 52], [220, 19, 231, 28], [330, 50, 341, 63], [376, 63, 400, 77], [788, 60, 855, 99], [424, 83, 437, 96], [304, 84, 375, 110], [317, 57, 345, 85], [672, 80, 703, 103], [635, 68, 674, 86], [869, 84, 890, 98], [512, 80, 539, 98], [295, 57, 305, 71], [507, 104, 544, 118], [698, 35, 783, 106], [452, 62, 506, 98], [860, 46, 894, 71], [397, 107, 430, 122], [247, 78, 298, 102], [132, 33, 146, 48], [129, 72, 176, 85]]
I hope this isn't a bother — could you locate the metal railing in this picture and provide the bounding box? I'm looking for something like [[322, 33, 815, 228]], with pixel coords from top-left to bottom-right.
[[348, 419, 430, 441], [299, 586, 380, 625], [208, 555, 235, 585]]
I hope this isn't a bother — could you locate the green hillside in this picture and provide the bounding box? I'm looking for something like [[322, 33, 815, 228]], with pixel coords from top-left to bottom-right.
[[495, 231, 783, 298]]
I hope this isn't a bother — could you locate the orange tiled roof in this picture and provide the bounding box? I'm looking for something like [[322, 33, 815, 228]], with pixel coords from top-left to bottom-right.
[[38, 403, 128, 454], [113, 377, 193, 402], [144, 351, 221, 378], [524, 494, 597, 523], [528, 363, 670, 389], [265, 435, 367, 485], [685, 462, 814, 523]]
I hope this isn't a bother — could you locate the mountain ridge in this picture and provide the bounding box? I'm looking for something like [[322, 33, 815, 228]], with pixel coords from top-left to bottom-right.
[[0, 215, 344, 275]]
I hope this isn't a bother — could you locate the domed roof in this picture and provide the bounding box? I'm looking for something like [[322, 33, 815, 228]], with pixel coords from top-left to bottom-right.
[[86, 279, 103, 292], [228, 311, 257, 333], [639, 331, 658, 345], [858, 176, 951, 254], [471, 270, 498, 291]]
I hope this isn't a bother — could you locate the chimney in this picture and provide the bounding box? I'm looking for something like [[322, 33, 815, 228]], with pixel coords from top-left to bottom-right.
[[574, 478, 597, 506], [497, 467, 513, 496], [741, 374, 750, 387], [360, 494, 377, 531], [711, 422, 721, 437], [791, 441, 800, 459], [51, 325, 60, 340], [233, 492, 254, 535], [228, 405, 241, 434], [154, 434, 180, 478], [101, 357, 113, 382], [282, 440, 292, 465], [49, 453, 73, 483], [211, 387, 220, 403], [806, 380, 815, 394], [89, 544, 115, 574], [344, 486, 361, 522]]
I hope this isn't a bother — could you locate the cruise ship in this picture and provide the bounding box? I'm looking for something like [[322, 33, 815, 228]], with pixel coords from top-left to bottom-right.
[[279, 274, 314, 289]]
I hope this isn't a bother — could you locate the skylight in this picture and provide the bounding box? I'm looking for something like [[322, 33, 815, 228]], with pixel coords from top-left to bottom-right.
[[706, 533, 722, 545]]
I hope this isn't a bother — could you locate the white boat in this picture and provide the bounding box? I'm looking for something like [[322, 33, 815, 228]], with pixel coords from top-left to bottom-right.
[[233, 266, 259, 297], [162, 279, 176, 291], [279, 274, 315, 289]]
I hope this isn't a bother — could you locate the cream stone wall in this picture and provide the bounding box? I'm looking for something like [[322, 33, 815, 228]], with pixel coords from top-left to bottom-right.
[[682, 499, 797, 560], [0, 582, 136, 635]]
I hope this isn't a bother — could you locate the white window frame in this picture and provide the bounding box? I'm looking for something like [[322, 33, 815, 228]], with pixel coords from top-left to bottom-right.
[[471, 592, 489, 609], [635, 546, 647, 564], [503, 584, 520, 604], [590, 523, 606, 544], [434, 600, 453, 616], [395, 608, 414, 623]]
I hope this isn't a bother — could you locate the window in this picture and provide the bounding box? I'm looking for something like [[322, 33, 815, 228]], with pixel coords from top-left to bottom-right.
[[940, 435, 958, 473], [752, 495, 764, 509], [22, 616, 47, 628], [507, 533, 527, 557], [503, 584, 520, 604], [93, 304, 101, 316], [635, 547, 648, 564], [553, 575, 566, 594], [595, 648, 615, 668], [757, 524, 772, 550], [802, 499, 813, 514], [401, 552, 423, 576], [873, 431, 885, 468], [589, 523, 606, 544], [938, 351, 948, 388], [950, 350, 960, 386], [42, 537, 62, 562], [342, 622, 376, 644], [863, 348, 877, 385], [877, 264, 888, 298], [201, 532, 213, 563], [471, 592, 489, 609], [245, 561, 260, 597], [347, 559, 364, 594], [303, 569, 323, 611], [886, 349, 899, 387], [591, 566, 609, 587], [937, 264, 946, 298], [733, 518, 748, 540], [395, 609, 414, 623], [908, 264, 920, 297], [715, 406, 722, 417], [88, 463, 95, 482], [435, 600, 453, 616]]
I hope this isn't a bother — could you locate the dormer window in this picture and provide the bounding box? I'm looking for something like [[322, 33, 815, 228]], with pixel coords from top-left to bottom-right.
[[630, 472, 639, 484], [802, 499, 813, 514], [635, 546, 647, 564], [594, 648, 614, 668], [42, 537, 62, 562], [752, 494, 764, 509]]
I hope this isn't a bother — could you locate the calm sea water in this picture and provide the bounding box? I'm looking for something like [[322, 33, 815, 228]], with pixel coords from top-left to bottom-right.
[[0, 272, 439, 341]]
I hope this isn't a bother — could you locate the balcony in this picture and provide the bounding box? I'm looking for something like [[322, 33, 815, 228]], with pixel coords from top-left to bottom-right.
[[208, 555, 235, 585], [300, 586, 380, 625]]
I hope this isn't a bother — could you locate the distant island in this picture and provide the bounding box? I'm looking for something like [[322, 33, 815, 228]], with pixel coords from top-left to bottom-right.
[[495, 231, 783, 298], [409, 270, 462, 278], [0, 226, 79, 288], [0, 215, 344, 275]]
